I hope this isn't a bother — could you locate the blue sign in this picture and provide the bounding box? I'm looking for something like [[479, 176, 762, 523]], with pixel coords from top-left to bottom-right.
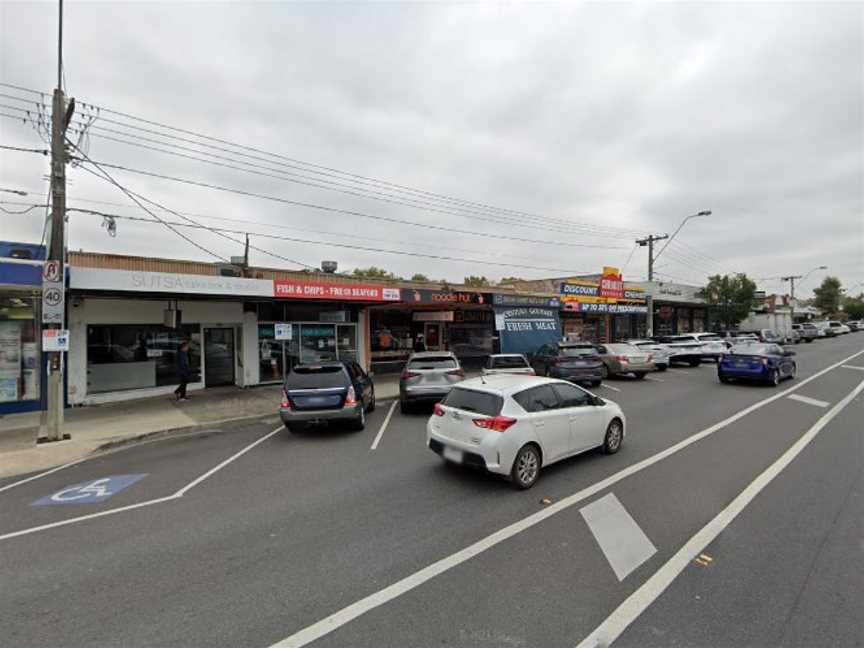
[[492, 293, 561, 308], [32, 474, 148, 506], [495, 307, 561, 355]]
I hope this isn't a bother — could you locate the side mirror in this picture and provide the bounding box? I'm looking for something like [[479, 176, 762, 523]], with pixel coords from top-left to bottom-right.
[[592, 395, 605, 406]]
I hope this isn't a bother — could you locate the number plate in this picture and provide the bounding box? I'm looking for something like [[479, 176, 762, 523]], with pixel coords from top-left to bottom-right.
[[442, 446, 463, 464]]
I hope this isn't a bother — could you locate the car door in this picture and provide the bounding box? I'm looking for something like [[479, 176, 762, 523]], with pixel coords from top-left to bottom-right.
[[551, 382, 606, 453], [513, 384, 570, 462], [532, 345, 551, 374], [351, 362, 372, 403]]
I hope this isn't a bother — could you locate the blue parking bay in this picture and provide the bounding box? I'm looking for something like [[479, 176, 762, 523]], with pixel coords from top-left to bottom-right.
[[32, 474, 148, 506]]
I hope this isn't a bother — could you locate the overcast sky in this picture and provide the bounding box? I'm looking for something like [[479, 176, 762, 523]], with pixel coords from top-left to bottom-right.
[[1, 1, 861, 296]]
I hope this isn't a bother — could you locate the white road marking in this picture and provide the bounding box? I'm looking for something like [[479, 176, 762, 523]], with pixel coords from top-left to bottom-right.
[[265, 349, 864, 648], [580, 493, 657, 581], [576, 377, 864, 648], [370, 401, 397, 451], [600, 384, 622, 392], [841, 364, 864, 371], [665, 368, 691, 375], [786, 394, 830, 408], [1, 425, 285, 542], [643, 376, 664, 383], [0, 457, 91, 493]]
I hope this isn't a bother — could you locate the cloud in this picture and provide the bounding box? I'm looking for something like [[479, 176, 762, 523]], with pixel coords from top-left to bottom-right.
[[0, 1, 860, 293]]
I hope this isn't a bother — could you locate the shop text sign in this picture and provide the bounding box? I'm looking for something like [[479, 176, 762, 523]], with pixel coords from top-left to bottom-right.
[[599, 266, 624, 299], [496, 307, 559, 332], [70, 268, 274, 297], [492, 293, 561, 308], [564, 302, 647, 314], [274, 280, 400, 302], [403, 289, 488, 305]]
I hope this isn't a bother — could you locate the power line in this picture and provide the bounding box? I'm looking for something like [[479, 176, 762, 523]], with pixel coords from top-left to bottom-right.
[[0, 143, 48, 155], [0, 203, 45, 215], [65, 156, 629, 253], [67, 208, 594, 275]]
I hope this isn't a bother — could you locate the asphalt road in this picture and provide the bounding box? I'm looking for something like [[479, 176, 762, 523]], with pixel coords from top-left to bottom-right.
[[1, 334, 862, 648]]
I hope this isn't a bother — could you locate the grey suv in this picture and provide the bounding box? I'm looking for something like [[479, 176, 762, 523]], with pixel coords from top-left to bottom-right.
[[399, 352, 464, 413]]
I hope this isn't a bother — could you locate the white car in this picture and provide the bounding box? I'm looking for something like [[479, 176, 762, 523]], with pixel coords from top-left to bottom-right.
[[672, 333, 728, 362], [482, 354, 535, 376], [625, 339, 670, 371], [426, 375, 626, 489], [827, 320, 851, 335]]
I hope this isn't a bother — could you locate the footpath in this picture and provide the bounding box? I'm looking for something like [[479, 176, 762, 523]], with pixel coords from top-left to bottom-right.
[[0, 375, 407, 480]]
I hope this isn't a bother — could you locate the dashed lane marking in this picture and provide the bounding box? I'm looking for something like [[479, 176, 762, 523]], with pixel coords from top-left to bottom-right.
[[787, 394, 830, 408], [841, 365, 864, 371], [370, 401, 397, 451], [644, 376, 664, 383], [580, 493, 657, 581]]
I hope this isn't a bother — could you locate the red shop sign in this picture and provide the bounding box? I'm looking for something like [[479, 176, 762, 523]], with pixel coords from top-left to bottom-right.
[[599, 271, 624, 299], [274, 279, 401, 302]]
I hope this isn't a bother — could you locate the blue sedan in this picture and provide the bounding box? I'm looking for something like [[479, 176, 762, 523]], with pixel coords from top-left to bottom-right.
[[718, 343, 797, 386]]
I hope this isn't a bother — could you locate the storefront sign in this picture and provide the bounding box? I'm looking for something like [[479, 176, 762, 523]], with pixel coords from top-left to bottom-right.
[[560, 268, 645, 306], [492, 293, 561, 308], [412, 311, 454, 322], [42, 328, 70, 352], [599, 266, 624, 299], [274, 279, 400, 302], [71, 267, 274, 297], [274, 323, 293, 340], [494, 307, 561, 355], [402, 289, 488, 305], [563, 302, 648, 314], [319, 310, 348, 323]]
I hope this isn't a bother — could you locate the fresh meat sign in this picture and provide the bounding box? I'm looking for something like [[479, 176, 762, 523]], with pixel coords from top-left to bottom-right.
[[274, 280, 400, 302]]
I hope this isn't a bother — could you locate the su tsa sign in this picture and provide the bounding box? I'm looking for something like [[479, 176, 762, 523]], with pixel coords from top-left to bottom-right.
[[599, 266, 624, 299]]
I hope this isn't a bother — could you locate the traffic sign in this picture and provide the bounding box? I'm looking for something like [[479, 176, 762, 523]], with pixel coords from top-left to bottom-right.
[[42, 329, 69, 352], [31, 474, 148, 506]]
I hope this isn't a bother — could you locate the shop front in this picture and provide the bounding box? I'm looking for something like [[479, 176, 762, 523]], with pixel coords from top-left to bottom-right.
[[0, 255, 44, 414], [491, 293, 562, 355], [629, 281, 710, 335], [369, 289, 494, 373], [559, 267, 647, 343]]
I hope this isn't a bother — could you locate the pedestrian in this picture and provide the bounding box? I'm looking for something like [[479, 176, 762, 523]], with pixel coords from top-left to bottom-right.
[[174, 340, 191, 401], [413, 334, 427, 352]]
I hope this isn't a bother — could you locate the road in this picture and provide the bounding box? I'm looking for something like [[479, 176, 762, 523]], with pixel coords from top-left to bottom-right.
[[1, 334, 862, 648]]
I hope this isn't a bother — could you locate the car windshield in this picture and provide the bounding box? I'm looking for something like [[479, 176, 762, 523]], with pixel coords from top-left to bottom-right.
[[731, 344, 774, 355], [559, 347, 597, 356], [443, 388, 502, 416], [489, 356, 528, 369], [286, 365, 346, 388], [408, 357, 457, 370]]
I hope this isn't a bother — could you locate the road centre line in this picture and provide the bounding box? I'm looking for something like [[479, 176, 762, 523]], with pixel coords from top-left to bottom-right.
[[0, 425, 285, 542], [600, 384, 622, 392], [841, 364, 864, 371], [370, 401, 397, 451], [266, 349, 864, 648], [576, 377, 864, 648], [786, 394, 830, 408]]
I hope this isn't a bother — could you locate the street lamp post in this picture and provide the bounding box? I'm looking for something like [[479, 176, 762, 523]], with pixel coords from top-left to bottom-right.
[[638, 210, 712, 337]]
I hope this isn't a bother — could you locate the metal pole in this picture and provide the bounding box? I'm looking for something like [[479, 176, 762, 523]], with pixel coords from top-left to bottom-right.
[[636, 234, 668, 338], [57, 0, 63, 89]]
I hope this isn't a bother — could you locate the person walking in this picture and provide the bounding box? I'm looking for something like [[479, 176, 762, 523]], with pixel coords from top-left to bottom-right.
[[174, 340, 191, 401]]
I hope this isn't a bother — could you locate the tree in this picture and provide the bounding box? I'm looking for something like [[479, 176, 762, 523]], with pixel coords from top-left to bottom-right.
[[704, 273, 758, 328], [499, 276, 524, 285], [410, 273, 429, 282], [813, 276, 843, 315], [842, 293, 864, 320], [352, 266, 399, 280], [463, 275, 490, 287]]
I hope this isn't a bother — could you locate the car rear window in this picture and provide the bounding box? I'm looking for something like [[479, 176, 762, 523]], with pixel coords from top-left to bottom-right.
[[731, 344, 771, 355], [559, 347, 597, 357], [285, 365, 347, 388], [666, 336, 695, 343], [443, 388, 502, 416], [408, 357, 457, 370], [489, 356, 528, 369], [698, 335, 722, 342], [606, 344, 639, 353]]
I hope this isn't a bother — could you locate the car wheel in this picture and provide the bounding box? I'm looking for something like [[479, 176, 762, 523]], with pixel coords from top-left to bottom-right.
[[805, 338, 813, 343], [689, 359, 701, 367], [510, 444, 541, 490], [366, 389, 376, 413], [601, 364, 609, 379], [350, 407, 366, 431], [657, 364, 668, 372], [719, 373, 730, 384], [603, 419, 624, 454], [399, 398, 410, 414], [769, 369, 780, 387], [591, 379, 602, 387], [634, 372, 646, 380], [790, 363, 797, 379]]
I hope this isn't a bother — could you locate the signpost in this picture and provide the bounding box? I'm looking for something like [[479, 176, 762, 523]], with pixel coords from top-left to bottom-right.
[[274, 323, 293, 340]]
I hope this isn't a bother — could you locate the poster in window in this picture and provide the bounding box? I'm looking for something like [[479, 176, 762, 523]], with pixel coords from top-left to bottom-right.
[[0, 322, 21, 402]]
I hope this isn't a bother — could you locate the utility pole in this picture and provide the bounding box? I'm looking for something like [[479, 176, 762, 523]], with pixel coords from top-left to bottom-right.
[[42, 0, 72, 442], [781, 275, 801, 323], [636, 234, 668, 337]]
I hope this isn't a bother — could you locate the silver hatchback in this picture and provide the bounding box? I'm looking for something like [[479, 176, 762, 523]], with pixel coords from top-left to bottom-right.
[[399, 352, 464, 413]]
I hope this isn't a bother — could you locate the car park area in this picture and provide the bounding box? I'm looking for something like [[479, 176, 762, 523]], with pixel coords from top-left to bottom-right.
[[1, 334, 862, 648]]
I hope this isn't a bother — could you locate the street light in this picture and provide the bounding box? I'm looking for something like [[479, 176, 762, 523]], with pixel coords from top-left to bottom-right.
[[654, 210, 713, 262], [782, 265, 827, 322]]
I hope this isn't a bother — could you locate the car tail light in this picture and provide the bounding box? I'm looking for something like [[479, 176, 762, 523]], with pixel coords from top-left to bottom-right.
[[761, 358, 769, 366], [615, 355, 628, 362], [280, 389, 290, 409], [447, 368, 465, 377], [433, 403, 445, 417], [473, 416, 517, 432], [345, 385, 358, 406], [401, 370, 420, 379]]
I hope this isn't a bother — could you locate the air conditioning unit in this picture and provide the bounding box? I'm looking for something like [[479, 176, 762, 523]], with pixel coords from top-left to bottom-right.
[[216, 263, 241, 277], [321, 260, 338, 274]]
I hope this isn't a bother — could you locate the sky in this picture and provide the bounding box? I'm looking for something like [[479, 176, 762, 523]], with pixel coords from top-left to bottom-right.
[[0, 1, 861, 298]]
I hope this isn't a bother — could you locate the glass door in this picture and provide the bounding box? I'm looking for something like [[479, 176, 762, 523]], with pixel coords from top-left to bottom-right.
[[336, 324, 358, 361], [257, 324, 285, 383], [204, 328, 235, 386], [424, 323, 442, 350]]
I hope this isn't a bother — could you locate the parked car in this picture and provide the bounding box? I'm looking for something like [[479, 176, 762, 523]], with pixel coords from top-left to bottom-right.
[[280, 361, 375, 432], [426, 375, 626, 489], [399, 352, 465, 413], [785, 328, 801, 345], [530, 342, 604, 387], [847, 320, 863, 332], [482, 354, 535, 376], [625, 339, 670, 371], [690, 333, 728, 362], [827, 320, 851, 335], [594, 343, 656, 379], [717, 343, 796, 386], [654, 335, 703, 366], [793, 323, 820, 343], [812, 321, 836, 337]]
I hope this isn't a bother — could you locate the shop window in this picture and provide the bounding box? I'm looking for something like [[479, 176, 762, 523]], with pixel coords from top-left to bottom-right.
[[336, 324, 357, 362], [299, 324, 337, 364], [86, 324, 200, 393], [0, 296, 40, 404]]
